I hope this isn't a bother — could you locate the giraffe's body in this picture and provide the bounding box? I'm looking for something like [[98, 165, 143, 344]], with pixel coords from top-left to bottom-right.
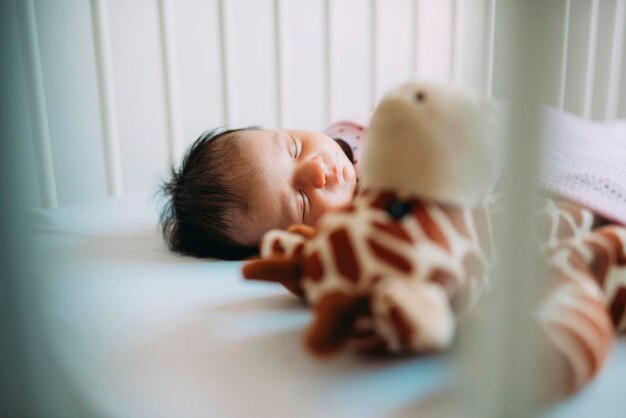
[[254, 189, 494, 353]]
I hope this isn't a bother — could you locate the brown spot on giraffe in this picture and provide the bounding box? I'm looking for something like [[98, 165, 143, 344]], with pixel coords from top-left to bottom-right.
[[600, 229, 626, 266], [584, 242, 610, 287], [367, 238, 413, 274], [272, 238, 285, 255], [304, 251, 324, 282], [609, 287, 626, 328], [414, 206, 450, 252], [329, 228, 361, 283], [371, 220, 413, 244]]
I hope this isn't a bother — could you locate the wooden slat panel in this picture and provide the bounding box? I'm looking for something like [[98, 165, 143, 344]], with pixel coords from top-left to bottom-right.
[[91, 0, 123, 197], [158, 0, 183, 164], [417, 0, 453, 82], [458, 0, 489, 90], [173, 0, 224, 148], [559, 0, 571, 109], [108, 0, 169, 194], [604, 0, 625, 120], [484, 0, 497, 95], [228, 0, 277, 128], [273, 0, 285, 127], [564, 0, 597, 117], [376, 0, 413, 100], [15, 0, 57, 208], [282, 0, 326, 129], [329, 0, 371, 119], [29, 0, 111, 206], [3, 0, 41, 208], [450, 0, 463, 83], [582, 0, 599, 119], [218, 0, 233, 127]]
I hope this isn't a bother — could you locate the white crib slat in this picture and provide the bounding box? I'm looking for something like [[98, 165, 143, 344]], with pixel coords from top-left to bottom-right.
[[218, 0, 233, 126], [324, 0, 333, 123], [15, 0, 57, 209], [606, 0, 625, 120], [410, 0, 420, 78], [484, 0, 496, 96], [370, 0, 378, 107], [558, 0, 571, 110], [158, 0, 183, 165], [274, 0, 285, 127], [91, 0, 123, 197], [583, 0, 599, 119], [451, 0, 463, 83]]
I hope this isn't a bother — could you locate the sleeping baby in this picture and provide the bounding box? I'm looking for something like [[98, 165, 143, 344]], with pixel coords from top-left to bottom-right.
[[159, 120, 368, 260]]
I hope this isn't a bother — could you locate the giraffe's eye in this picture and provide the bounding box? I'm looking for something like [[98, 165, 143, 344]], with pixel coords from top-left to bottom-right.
[[415, 91, 426, 102]]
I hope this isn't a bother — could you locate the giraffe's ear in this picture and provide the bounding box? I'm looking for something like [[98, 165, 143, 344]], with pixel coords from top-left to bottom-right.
[[242, 257, 305, 298], [286, 224, 317, 239], [305, 292, 369, 356]]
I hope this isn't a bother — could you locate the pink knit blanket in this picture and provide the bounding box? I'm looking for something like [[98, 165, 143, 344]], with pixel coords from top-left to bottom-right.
[[540, 108, 626, 225]]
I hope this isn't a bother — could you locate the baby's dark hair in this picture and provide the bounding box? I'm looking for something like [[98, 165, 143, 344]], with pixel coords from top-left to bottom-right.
[[158, 127, 259, 260]]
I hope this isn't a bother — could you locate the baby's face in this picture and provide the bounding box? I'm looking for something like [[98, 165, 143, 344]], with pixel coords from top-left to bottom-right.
[[236, 129, 357, 246]]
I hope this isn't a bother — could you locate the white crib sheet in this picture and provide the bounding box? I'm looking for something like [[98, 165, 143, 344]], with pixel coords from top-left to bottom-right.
[[26, 192, 625, 418]]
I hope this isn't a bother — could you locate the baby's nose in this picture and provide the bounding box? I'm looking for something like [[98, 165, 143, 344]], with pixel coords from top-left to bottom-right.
[[311, 156, 326, 188], [297, 156, 326, 189]]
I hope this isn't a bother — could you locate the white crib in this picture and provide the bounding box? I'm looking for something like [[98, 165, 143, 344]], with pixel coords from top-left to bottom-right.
[[3, 1, 626, 417]]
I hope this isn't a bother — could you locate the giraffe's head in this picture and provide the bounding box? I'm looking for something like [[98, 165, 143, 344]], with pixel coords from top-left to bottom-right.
[[363, 81, 504, 206]]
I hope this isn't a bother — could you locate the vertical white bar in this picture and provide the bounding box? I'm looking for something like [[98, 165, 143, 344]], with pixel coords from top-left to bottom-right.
[[370, 0, 377, 107], [274, 0, 286, 127], [484, 0, 496, 95], [158, 0, 183, 165], [606, 0, 625, 120], [324, 0, 333, 123], [410, 0, 420, 78], [451, 0, 463, 83], [218, 0, 234, 126], [583, 0, 599, 119], [15, 0, 57, 209], [91, 0, 123, 197], [558, 0, 570, 110]]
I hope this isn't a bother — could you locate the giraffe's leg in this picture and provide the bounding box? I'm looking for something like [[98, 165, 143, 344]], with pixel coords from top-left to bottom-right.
[[370, 278, 455, 353], [304, 292, 369, 356], [537, 244, 616, 395]]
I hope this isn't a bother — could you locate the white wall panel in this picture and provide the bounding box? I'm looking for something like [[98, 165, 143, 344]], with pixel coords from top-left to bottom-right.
[[282, 0, 326, 129], [416, 0, 453, 82], [108, 0, 169, 194], [34, 0, 107, 206], [172, 0, 225, 149], [229, 0, 277, 128], [375, 0, 413, 103], [330, 0, 372, 119], [2, 0, 41, 208]]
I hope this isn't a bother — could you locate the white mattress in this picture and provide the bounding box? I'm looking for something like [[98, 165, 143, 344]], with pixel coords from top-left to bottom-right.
[[26, 192, 625, 418]]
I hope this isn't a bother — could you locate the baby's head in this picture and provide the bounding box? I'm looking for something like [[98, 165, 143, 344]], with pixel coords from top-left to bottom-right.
[[159, 127, 357, 260]]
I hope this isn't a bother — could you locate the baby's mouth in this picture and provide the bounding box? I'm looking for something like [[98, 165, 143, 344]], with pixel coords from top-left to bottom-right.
[[334, 138, 354, 165]]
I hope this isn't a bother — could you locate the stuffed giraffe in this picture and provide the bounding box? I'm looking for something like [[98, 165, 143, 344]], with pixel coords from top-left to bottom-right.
[[244, 82, 503, 354], [242, 82, 626, 396]]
